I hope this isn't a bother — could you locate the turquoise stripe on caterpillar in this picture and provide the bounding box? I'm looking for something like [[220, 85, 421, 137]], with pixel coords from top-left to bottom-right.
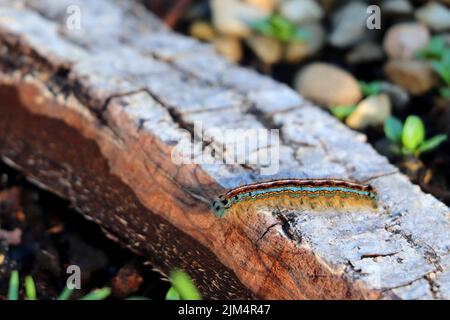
[[211, 179, 379, 218], [243, 186, 371, 198]]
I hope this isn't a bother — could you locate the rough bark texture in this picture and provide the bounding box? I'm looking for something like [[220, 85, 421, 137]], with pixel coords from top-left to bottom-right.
[[0, 0, 449, 299]]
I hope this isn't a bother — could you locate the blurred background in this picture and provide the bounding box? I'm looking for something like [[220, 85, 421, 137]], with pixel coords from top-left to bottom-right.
[[145, 0, 450, 206]]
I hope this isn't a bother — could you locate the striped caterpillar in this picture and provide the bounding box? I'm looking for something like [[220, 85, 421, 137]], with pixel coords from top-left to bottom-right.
[[211, 179, 379, 218]]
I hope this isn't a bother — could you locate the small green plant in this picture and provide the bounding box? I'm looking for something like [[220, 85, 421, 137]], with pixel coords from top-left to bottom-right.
[[6, 269, 200, 300], [417, 36, 447, 60], [359, 81, 382, 97], [432, 51, 450, 99], [165, 269, 201, 300], [24, 276, 37, 300], [440, 87, 450, 99], [248, 15, 309, 43], [6, 270, 111, 300], [7, 270, 19, 300], [79, 288, 112, 300], [126, 269, 202, 300], [330, 81, 384, 121], [329, 104, 357, 120], [57, 287, 74, 300], [417, 36, 450, 99], [384, 115, 447, 157]]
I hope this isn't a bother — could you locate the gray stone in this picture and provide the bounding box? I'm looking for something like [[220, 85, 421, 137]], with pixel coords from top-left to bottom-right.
[[329, 1, 369, 48]]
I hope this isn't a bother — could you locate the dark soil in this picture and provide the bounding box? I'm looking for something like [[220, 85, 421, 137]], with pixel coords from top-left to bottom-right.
[[0, 162, 169, 300]]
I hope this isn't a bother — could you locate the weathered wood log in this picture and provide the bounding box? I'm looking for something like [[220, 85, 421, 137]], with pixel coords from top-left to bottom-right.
[[0, 0, 449, 299]]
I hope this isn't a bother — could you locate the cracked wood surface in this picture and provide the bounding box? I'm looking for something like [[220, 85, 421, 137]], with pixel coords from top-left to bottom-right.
[[0, 0, 449, 299]]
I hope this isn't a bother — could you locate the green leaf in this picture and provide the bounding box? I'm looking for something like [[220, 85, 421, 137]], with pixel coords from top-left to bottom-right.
[[359, 81, 382, 96], [248, 19, 273, 37], [402, 116, 425, 152], [165, 287, 181, 300], [432, 60, 450, 85], [277, 28, 292, 42], [269, 15, 292, 33], [329, 105, 357, 120], [429, 37, 446, 56], [8, 270, 19, 300], [293, 28, 309, 42], [440, 87, 450, 99], [417, 134, 448, 154], [268, 15, 290, 41], [79, 288, 111, 300], [443, 49, 450, 65], [384, 116, 404, 143], [24, 276, 37, 300], [57, 287, 74, 300], [169, 270, 201, 300], [417, 36, 446, 60], [249, 15, 303, 42]]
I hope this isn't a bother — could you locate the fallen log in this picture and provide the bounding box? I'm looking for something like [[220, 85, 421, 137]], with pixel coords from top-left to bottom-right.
[[0, 0, 449, 299]]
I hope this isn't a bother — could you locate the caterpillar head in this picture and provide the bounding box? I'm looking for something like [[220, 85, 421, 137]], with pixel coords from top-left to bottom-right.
[[365, 185, 378, 200], [366, 185, 379, 208], [211, 195, 230, 218]]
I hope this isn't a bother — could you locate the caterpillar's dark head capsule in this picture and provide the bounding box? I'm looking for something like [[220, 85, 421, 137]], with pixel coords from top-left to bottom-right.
[[211, 195, 229, 218]]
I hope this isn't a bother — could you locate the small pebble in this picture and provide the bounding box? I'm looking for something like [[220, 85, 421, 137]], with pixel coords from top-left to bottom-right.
[[214, 36, 243, 63], [189, 21, 215, 41], [384, 60, 438, 95], [294, 62, 362, 107], [279, 0, 324, 24], [416, 2, 450, 32], [246, 35, 283, 65], [346, 94, 392, 130], [383, 23, 430, 59]]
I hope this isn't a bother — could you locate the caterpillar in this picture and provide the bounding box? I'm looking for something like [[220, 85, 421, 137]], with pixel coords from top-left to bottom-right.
[[211, 179, 379, 218]]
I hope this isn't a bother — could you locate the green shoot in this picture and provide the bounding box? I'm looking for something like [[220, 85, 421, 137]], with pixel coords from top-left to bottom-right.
[[57, 287, 74, 300], [416, 36, 447, 60], [384, 116, 403, 143], [384, 115, 447, 157], [330, 80, 384, 121], [24, 276, 37, 300], [329, 105, 357, 120], [8, 270, 19, 300], [165, 287, 181, 300], [79, 287, 111, 300], [249, 15, 309, 43], [360, 81, 382, 97], [5, 272, 122, 300], [417, 135, 448, 154], [432, 53, 450, 86], [440, 87, 450, 99], [5, 269, 198, 300], [167, 270, 201, 300], [402, 116, 425, 152], [417, 36, 450, 99]]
